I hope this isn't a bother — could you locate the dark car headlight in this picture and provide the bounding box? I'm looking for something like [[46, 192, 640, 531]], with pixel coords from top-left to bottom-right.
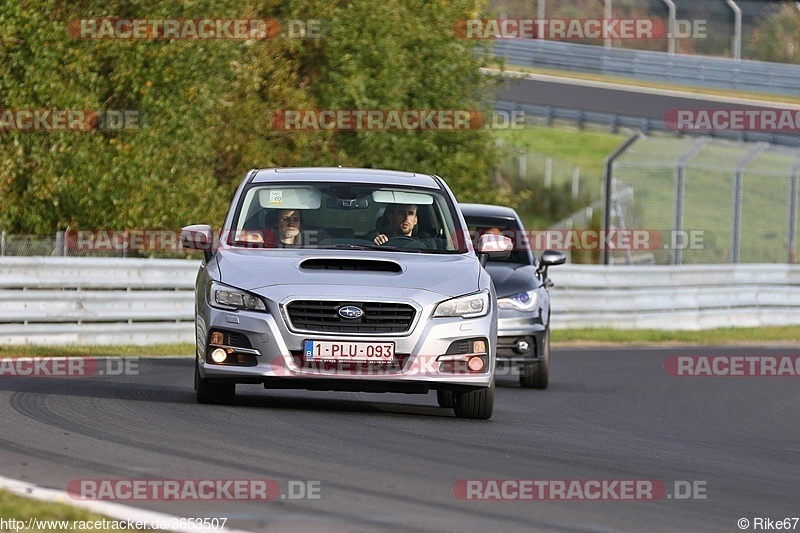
[[498, 290, 537, 312], [208, 281, 267, 312]]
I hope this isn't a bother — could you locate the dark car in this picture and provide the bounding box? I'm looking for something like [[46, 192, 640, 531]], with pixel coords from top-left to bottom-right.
[[459, 203, 565, 388]]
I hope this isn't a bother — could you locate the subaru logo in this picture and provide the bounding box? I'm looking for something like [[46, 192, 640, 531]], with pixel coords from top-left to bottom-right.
[[338, 306, 363, 319]]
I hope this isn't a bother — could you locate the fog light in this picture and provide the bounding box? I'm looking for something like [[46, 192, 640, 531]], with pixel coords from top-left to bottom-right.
[[210, 348, 227, 364], [516, 339, 531, 353], [468, 356, 485, 372], [210, 331, 224, 345], [473, 340, 487, 354]]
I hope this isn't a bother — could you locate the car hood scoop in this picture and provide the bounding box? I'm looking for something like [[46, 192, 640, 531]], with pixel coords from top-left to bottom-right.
[[300, 258, 402, 273]]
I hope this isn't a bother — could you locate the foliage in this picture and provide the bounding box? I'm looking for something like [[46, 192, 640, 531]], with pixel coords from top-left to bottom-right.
[[747, 2, 800, 64], [0, 0, 505, 234]]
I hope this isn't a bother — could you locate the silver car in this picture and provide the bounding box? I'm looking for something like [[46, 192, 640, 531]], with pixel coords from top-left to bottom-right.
[[181, 167, 511, 419]]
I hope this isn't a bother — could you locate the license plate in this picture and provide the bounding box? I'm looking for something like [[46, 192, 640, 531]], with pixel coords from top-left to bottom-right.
[[303, 340, 395, 362]]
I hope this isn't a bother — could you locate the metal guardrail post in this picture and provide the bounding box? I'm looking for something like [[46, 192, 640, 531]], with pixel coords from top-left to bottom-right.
[[537, 0, 545, 40], [725, 0, 742, 61], [731, 143, 769, 264], [603, 131, 644, 265], [790, 161, 800, 264], [603, 0, 612, 49], [673, 137, 712, 265], [661, 0, 676, 55]]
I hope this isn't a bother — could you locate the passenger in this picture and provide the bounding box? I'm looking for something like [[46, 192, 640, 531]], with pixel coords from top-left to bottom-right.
[[373, 204, 418, 245], [276, 209, 302, 246]]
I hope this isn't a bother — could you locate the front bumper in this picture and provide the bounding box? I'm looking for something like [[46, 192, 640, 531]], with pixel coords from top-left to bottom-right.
[[195, 294, 496, 393], [495, 314, 546, 366]]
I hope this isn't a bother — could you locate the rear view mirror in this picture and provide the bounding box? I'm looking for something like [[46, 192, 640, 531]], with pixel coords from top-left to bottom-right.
[[476, 233, 512, 266], [537, 249, 566, 282], [181, 224, 215, 261], [325, 197, 369, 209]]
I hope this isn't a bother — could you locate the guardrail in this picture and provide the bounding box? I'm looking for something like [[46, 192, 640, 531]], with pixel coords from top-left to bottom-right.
[[2, 258, 799, 344], [0, 257, 196, 345], [493, 100, 800, 148], [491, 40, 800, 96], [550, 264, 800, 329]]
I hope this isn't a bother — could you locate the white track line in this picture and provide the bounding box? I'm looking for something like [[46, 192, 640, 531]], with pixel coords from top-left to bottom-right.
[[0, 475, 253, 533]]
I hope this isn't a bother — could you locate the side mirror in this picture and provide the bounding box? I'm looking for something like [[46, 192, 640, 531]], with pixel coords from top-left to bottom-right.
[[476, 233, 513, 267], [537, 249, 566, 281], [181, 224, 215, 262]]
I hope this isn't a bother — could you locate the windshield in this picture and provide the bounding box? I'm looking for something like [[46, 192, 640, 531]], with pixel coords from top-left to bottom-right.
[[228, 182, 467, 253]]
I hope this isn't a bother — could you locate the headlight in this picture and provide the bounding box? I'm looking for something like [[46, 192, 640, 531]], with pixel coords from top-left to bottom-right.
[[498, 290, 538, 311], [433, 290, 490, 318], [209, 281, 267, 312]]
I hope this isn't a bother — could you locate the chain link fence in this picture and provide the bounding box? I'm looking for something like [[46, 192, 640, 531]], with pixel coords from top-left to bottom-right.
[[606, 135, 800, 265]]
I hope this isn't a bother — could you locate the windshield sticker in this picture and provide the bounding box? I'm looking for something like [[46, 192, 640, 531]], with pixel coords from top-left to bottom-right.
[[269, 190, 283, 205]]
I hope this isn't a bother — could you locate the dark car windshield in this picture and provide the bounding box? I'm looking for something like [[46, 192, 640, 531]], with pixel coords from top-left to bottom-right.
[[463, 214, 534, 265], [228, 182, 468, 253]]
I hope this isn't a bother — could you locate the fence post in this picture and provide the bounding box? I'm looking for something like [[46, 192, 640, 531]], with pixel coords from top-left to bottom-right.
[[790, 162, 800, 264], [572, 166, 580, 199], [603, 131, 644, 265], [1, 230, 4, 256], [731, 143, 768, 264], [55, 230, 65, 257], [544, 156, 552, 189], [673, 137, 711, 265]]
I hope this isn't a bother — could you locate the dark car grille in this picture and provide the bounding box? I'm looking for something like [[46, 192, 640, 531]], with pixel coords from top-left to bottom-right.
[[285, 301, 416, 334]]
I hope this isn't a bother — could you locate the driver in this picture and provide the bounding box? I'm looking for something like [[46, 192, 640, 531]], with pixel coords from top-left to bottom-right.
[[373, 204, 418, 245]]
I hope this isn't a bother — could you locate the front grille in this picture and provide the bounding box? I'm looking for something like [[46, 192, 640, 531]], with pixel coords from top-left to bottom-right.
[[285, 300, 416, 334]]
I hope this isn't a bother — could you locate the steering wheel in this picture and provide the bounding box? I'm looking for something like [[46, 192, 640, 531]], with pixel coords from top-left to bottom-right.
[[383, 236, 427, 248]]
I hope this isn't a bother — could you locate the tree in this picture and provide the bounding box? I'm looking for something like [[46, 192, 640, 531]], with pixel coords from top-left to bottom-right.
[[748, 2, 800, 64], [0, 0, 507, 235]]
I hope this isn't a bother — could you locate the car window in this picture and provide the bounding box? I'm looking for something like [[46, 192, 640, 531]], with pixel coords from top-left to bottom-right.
[[230, 183, 467, 252]]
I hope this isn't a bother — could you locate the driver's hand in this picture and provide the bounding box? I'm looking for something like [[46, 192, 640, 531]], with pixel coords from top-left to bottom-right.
[[373, 234, 389, 245]]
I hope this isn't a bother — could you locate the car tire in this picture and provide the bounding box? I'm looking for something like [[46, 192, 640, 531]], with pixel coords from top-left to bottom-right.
[[453, 380, 494, 420], [436, 389, 455, 408], [195, 360, 235, 404], [520, 328, 550, 389]]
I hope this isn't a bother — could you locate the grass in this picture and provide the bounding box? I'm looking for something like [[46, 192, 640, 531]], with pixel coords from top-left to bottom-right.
[[552, 325, 800, 345], [493, 122, 800, 264], [0, 325, 797, 359], [0, 343, 193, 358], [0, 489, 141, 532], [489, 63, 800, 106], [495, 126, 626, 177]]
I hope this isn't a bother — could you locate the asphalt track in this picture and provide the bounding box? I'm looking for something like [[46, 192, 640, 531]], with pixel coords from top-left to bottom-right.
[[495, 73, 800, 137], [1, 347, 799, 532]]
